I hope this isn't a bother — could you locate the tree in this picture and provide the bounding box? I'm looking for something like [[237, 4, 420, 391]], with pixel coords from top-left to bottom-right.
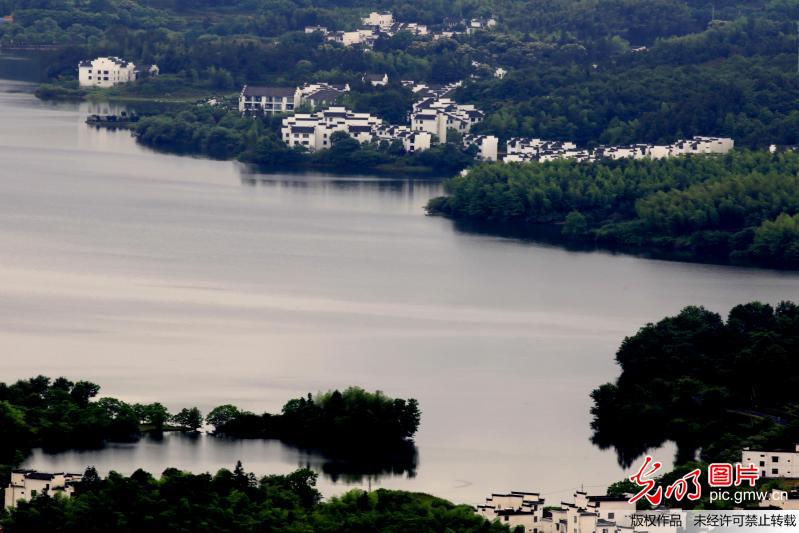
[[171, 407, 203, 432], [134, 403, 170, 430], [205, 404, 241, 430], [562, 210, 588, 237], [70, 381, 100, 407]]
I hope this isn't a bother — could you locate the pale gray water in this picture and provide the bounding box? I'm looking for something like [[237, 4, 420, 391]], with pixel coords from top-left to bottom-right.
[[1, 55, 798, 504]]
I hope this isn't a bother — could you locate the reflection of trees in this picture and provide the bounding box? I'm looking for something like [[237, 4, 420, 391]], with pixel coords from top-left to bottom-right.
[[296, 441, 418, 483], [589, 303, 799, 469], [239, 173, 443, 198]]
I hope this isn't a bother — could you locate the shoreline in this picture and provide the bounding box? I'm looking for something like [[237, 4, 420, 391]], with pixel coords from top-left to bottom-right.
[[435, 214, 797, 273]]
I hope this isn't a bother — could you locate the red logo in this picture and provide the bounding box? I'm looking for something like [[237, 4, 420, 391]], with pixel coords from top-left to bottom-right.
[[628, 457, 760, 504]]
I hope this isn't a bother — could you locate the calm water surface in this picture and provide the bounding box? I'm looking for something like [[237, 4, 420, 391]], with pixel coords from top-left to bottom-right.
[[2, 56, 798, 504]]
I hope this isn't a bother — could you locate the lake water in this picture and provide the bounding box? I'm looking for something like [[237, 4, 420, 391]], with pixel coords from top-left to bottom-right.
[[2, 55, 798, 505]]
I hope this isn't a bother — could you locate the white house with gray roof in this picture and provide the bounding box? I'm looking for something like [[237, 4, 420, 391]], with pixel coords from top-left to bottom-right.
[[78, 57, 157, 88], [4, 470, 83, 509], [281, 107, 383, 152], [411, 97, 484, 142]]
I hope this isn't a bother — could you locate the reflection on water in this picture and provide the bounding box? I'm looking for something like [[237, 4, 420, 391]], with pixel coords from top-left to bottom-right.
[[23, 433, 417, 485], [3, 54, 799, 504]]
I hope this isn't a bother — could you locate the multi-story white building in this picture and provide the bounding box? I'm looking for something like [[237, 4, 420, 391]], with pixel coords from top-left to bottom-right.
[[239, 83, 349, 115], [239, 86, 297, 115], [280, 107, 438, 154], [411, 98, 484, 142], [4, 470, 82, 509], [281, 107, 383, 152], [78, 57, 157, 88], [463, 134, 499, 161], [373, 125, 432, 153], [362, 11, 394, 31], [742, 444, 799, 479]]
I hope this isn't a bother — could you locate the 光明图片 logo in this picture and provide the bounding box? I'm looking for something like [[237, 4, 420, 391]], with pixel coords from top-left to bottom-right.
[[628, 456, 761, 505]]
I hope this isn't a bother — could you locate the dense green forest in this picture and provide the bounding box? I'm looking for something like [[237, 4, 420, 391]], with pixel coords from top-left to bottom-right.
[[592, 301, 799, 508], [591, 301, 799, 467], [427, 151, 799, 268], [3, 1, 799, 147], [0, 463, 514, 532]]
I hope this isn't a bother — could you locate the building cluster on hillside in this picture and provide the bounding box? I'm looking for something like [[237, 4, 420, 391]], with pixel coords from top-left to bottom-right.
[[4, 470, 83, 510], [239, 82, 350, 115], [475, 489, 674, 533], [280, 103, 496, 159], [411, 97, 485, 142], [78, 57, 159, 88], [503, 136, 734, 163], [305, 12, 496, 47]]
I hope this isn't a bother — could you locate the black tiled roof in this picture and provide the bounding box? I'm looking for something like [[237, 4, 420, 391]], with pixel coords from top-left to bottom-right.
[[243, 86, 295, 98]]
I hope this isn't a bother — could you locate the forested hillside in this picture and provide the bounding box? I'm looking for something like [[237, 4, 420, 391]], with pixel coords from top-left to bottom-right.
[[428, 152, 799, 268], [3, 1, 799, 146]]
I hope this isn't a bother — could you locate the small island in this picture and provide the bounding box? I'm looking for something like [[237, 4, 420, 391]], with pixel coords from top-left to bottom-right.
[[0, 377, 421, 487]]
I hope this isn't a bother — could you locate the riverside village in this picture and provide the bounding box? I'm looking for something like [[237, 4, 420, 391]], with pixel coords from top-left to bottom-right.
[[6, 445, 798, 528]]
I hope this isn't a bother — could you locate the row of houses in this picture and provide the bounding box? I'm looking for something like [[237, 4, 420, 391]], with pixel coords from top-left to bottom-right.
[[238, 78, 461, 118], [239, 82, 350, 115], [411, 97, 485, 142], [279, 105, 497, 160], [503, 136, 734, 163], [476, 489, 647, 533], [78, 57, 159, 88], [304, 12, 497, 48]]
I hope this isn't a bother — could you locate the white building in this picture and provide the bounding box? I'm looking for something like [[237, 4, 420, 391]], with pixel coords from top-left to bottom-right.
[[467, 17, 498, 34], [362, 11, 394, 31], [304, 25, 327, 34], [463, 134, 499, 161], [476, 491, 545, 533], [239, 83, 349, 115], [4, 470, 82, 509], [374, 125, 432, 153], [391, 22, 429, 36], [742, 444, 799, 479], [281, 107, 382, 152], [78, 57, 157, 88], [239, 85, 297, 115], [411, 97, 484, 142], [326, 29, 375, 47]]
